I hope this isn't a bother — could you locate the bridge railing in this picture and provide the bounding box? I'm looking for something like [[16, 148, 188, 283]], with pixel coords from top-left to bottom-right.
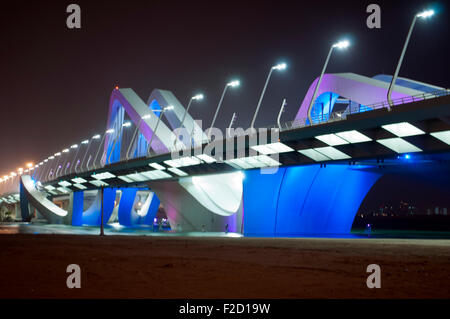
[[274, 88, 450, 132]]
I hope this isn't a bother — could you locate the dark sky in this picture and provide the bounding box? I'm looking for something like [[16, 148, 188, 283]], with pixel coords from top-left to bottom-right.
[[1, 0, 449, 178]]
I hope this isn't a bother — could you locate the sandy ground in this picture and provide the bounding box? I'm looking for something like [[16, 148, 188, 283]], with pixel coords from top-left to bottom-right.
[[0, 234, 450, 298]]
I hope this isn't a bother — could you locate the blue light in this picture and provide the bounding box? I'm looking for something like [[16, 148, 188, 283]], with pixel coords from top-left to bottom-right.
[[405, 154, 411, 159]]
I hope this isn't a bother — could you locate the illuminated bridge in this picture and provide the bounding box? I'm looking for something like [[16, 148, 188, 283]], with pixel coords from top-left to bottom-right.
[[1, 73, 450, 236]]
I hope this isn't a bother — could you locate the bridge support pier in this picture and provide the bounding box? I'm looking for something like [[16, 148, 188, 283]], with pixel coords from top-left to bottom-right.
[[149, 180, 243, 233], [243, 164, 382, 236], [71, 188, 118, 226]]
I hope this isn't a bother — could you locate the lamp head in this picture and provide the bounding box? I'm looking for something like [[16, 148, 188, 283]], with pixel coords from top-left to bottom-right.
[[192, 94, 204, 100], [332, 40, 350, 49], [273, 63, 287, 70], [417, 9, 434, 19], [227, 80, 240, 87]]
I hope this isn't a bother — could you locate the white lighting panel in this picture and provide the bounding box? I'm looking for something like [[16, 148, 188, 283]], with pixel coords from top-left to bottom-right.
[[168, 167, 188, 176], [140, 170, 171, 180], [89, 180, 109, 187], [377, 138, 422, 153], [430, 130, 450, 145], [149, 163, 166, 170], [195, 154, 217, 163], [225, 155, 281, 169], [118, 176, 134, 183], [71, 177, 87, 184], [56, 187, 70, 194], [73, 183, 87, 190], [58, 181, 72, 187], [125, 173, 148, 182], [251, 142, 294, 155], [91, 172, 116, 180], [314, 147, 351, 160], [381, 122, 425, 137], [315, 134, 349, 146], [298, 149, 330, 161], [335, 130, 372, 143]]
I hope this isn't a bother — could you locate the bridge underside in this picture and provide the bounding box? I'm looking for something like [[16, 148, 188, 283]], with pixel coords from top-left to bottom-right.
[[13, 156, 450, 236]]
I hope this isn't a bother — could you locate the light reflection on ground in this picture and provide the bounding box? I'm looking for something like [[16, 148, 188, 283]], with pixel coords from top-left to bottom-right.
[[2, 222, 450, 239], [0, 222, 243, 237]]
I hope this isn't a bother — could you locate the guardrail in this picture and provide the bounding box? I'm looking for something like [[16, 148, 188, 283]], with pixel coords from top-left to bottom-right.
[[275, 88, 450, 132]]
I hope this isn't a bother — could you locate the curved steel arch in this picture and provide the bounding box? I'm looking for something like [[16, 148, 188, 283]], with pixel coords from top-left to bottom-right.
[[105, 88, 179, 159], [296, 73, 427, 121]]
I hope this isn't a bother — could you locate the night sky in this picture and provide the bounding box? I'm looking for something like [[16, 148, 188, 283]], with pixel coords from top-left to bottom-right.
[[1, 0, 449, 209]]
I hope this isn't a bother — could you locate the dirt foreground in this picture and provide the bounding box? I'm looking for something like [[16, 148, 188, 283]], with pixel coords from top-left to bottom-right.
[[0, 234, 449, 298]]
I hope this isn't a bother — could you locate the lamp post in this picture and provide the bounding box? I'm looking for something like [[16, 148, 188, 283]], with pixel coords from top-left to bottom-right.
[[76, 139, 91, 173], [81, 135, 100, 172], [174, 94, 203, 149], [65, 144, 79, 175], [107, 121, 131, 164], [51, 152, 62, 180], [250, 63, 286, 129], [92, 129, 114, 170], [277, 98, 287, 130], [209, 80, 240, 140], [147, 105, 174, 156], [307, 40, 350, 124], [387, 9, 435, 108], [226, 112, 237, 138], [126, 114, 151, 160]]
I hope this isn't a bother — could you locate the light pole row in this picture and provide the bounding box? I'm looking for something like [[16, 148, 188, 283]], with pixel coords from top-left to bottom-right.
[[11, 8, 436, 183]]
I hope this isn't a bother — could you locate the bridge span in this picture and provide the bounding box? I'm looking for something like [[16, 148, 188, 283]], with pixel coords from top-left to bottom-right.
[[1, 73, 449, 236]]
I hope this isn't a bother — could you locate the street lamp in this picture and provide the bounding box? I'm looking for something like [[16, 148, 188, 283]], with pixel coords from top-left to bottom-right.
[[107, 122, 131, 164], [92, 129, 114, 170], [307, 39, 350, 124], [147, 105, 174, 156], [79, 135, 98, 173], [226, 112, 237, 138], [387, 9, 435, 108], [250, 63, 286, 129], [125, 114, 151, 160], [174, 94, 204, 148], [209, 80, 240, 140]]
